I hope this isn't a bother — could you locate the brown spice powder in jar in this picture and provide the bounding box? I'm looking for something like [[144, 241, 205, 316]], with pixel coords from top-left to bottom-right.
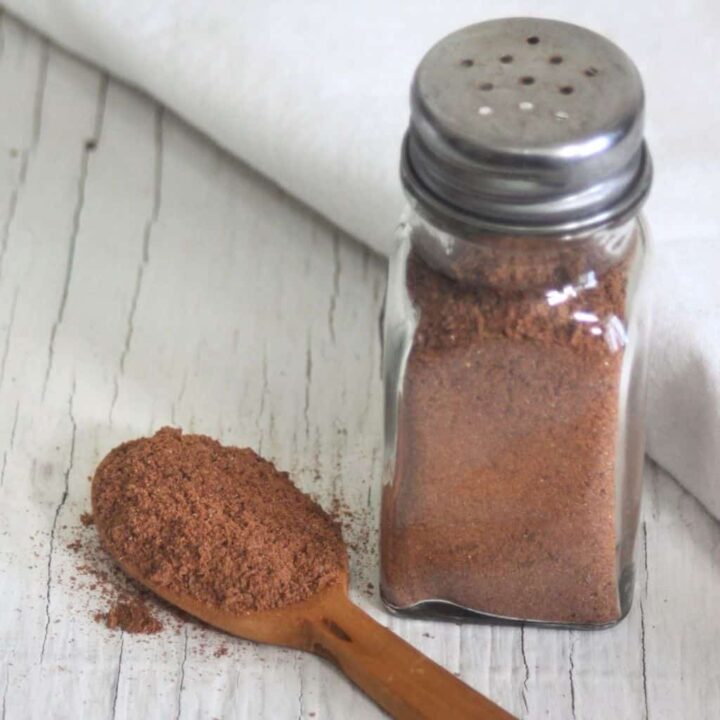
[[381, 233, 636, 625], [92, 428, 347, 613]]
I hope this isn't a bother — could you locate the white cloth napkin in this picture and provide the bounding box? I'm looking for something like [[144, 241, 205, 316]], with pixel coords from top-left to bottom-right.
[[7, 0, 720, 519]]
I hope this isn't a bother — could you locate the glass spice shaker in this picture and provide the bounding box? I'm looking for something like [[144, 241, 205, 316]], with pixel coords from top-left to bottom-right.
[[380, 18, 653, 628]]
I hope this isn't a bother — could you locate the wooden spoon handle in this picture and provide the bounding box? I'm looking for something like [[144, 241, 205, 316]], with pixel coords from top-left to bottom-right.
[[309, 597, 516, 720]]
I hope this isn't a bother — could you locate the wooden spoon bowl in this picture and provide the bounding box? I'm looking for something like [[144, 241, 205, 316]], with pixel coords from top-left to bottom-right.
[[104, 552, 515, 719]]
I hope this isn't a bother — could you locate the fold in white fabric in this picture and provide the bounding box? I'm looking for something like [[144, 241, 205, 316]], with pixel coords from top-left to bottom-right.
[[8, 0, 720, 519]]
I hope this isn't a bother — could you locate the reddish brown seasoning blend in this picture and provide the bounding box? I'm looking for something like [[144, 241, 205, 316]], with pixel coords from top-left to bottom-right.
[[95, 598, 163, 634], [381, 19, 653, 627], [92, 430, 516, 720], [382, 235, 638, 624], [92, 428, 347, 614]]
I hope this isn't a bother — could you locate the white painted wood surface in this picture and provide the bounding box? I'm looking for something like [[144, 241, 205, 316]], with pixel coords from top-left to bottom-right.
[[0, 13, 718, 720]]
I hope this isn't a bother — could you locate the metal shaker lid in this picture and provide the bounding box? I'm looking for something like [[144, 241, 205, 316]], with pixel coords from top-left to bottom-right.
[[401, 18, 653, 235]]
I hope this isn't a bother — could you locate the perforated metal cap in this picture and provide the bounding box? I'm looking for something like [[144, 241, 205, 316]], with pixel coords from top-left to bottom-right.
[[401, 18, 653, 234]]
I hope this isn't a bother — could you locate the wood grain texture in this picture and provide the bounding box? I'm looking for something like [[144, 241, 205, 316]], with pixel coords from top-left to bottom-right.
[[0, 13, 718, 719]]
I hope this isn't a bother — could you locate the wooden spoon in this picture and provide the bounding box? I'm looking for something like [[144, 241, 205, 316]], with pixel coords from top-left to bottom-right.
[[101, 549, 515, 719]]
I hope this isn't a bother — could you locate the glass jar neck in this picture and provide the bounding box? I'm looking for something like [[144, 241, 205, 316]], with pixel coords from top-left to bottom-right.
[[407, 199, 640, 292]]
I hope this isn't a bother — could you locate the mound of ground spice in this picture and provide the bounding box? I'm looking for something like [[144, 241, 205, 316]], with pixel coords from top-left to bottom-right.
[[92, 428, 347, 613], [95, 597, 163, 634]]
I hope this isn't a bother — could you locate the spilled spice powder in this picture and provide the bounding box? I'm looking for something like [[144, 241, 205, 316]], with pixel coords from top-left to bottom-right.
[[95, 597, 163, 634], [64, 514, 167, 635], [92, 428, 347, 613]]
